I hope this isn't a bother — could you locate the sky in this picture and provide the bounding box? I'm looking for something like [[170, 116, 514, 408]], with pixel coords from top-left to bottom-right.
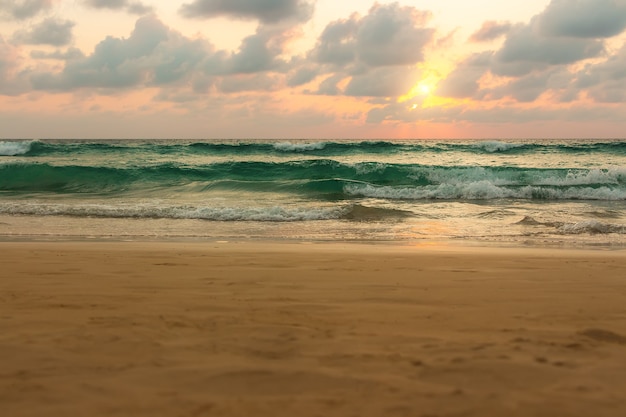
[[1, 0, 626, 139]]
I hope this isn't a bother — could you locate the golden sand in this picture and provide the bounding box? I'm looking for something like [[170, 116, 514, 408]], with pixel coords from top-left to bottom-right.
[[1, 242, 625, 416]]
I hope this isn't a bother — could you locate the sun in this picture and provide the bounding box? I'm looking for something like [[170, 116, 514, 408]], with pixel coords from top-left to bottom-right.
[[399, 78, 439, 103], [417, 83, 431, 96]]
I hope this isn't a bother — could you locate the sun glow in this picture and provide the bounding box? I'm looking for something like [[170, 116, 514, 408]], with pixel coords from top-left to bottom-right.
[[398, 64, 444, 105], [418, 83, 432, 96]]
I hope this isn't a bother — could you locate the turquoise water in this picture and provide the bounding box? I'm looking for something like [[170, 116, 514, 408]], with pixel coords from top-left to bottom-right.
[[1, 139, 625, 246]]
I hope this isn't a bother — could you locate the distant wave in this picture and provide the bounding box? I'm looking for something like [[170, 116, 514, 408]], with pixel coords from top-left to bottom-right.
[[3, 139, 626, 157], [273, 141, 327, 152]]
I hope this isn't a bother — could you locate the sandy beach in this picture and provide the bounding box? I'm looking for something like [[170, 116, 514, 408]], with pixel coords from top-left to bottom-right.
[[1, 241, 626, 417]]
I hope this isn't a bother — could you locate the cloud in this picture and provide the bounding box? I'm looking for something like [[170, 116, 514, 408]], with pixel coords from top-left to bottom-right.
[[227, 28, 286, 74], [0, 36, 28, 95], [312, 3, 434, 67], [31, 15, 210, 90], [344, 67, 419, 97], [308, 3, 435, 98], [84, 0, 153, 15], [365, 98, 626, 128], [217, 73, 281, 93], [492, 23, 604, 76], [488, 0, 626, 77], [315, 74, 344, 95], [313, 16, 359, 66], [469, 21, 512, 42], [30, 47, 85, 60], [436, 0, 626, 104], [356, 5, 433, 67], [572, 44, 626, 102], [13, 18, 74, 46], [436, 52, 491, 98], [538, 0, 626, 38], [488, 68, 573, 102], [86, 0, 126, 8], [0, 0, 56, 20], [286, 65, 318, 87], [179, 0, 314, 24], [27, 14, 297, 94], [126, 2, 152, 14]]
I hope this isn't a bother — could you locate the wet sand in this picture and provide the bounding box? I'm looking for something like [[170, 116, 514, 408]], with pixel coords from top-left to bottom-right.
[[1, 241, 626, 417]]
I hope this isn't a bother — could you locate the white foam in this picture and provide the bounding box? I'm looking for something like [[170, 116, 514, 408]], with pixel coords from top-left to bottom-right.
[[344, 182, 626, 201], [474, 140, 523, 153], [0, 202, 347, 222], [534, 168, 626, 186], [559, 220, 626, 235], [0, 141, 33, 156], [273, 142, 326, 152]]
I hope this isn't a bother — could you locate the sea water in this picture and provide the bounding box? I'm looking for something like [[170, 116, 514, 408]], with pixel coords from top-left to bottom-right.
[[1, 139, 625, 247]]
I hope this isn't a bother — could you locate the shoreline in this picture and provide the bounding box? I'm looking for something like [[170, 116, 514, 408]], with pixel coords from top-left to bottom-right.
[[0, 235, 626, 252], [2, 241, 626, 416]]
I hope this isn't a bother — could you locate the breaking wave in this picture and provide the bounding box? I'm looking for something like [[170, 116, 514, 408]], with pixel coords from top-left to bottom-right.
[[0, 141, 34, 156], [1, 161, 625, 201], [0, 201, 411, 222]]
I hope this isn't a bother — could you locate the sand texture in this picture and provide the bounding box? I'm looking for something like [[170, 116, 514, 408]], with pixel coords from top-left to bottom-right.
[[1, 242, 626, 417]]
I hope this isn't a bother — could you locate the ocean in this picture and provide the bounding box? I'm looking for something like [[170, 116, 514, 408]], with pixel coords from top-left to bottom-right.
[[1, 139, 625, 247]]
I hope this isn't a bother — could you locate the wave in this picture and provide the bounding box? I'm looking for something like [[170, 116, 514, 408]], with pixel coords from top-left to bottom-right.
[[471, 141, 525, 153], [273, 141, 327, 152], [0, 141, 34, 156], [558, 220, 626, 235], [4, 139, 626, 157], [344, 182, 626, 201], [514, 216, 626, 235], [1, 161, 625, 200], [0, 201, 410, 222]]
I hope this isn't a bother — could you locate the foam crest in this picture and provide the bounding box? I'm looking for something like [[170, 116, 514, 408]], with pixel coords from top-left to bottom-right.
[[545, 168, 626, 186], [344, 182, 626, 201], [0, 141, 33, 156], [559, 220, 626, 235], [0, 202, 348, 222], [474, 141, 523, 153], [273, 142, 327, 152]]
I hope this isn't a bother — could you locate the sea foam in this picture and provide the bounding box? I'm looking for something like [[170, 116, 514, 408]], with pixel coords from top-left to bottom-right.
[[474, 140, 524, 153], [559, 220, 626, 235], [0, 141, 33, 156], [344, 182, 626, 200], [273, 142, 327, 152]]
